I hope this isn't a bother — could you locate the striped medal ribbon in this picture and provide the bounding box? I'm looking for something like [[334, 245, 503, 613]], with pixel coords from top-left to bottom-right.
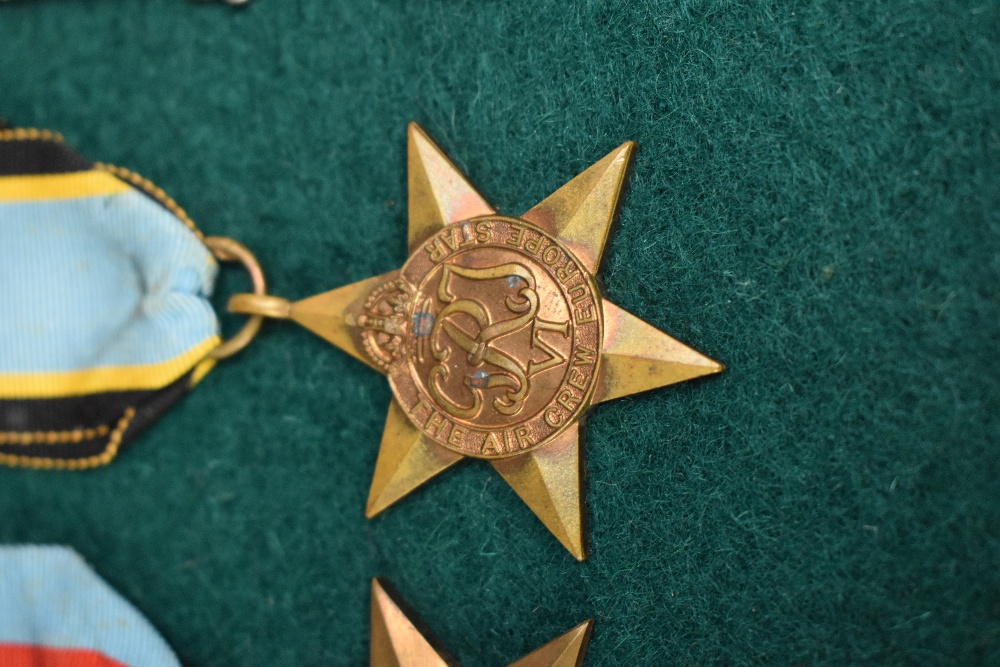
[[0, 546, 181, 667], [0, 128, 242, 469]]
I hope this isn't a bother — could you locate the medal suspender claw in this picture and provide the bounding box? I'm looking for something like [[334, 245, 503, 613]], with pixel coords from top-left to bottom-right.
[[0, 123, 724, 559]]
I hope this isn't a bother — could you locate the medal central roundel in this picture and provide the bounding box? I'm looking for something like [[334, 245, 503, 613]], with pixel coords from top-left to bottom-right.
[[388, 216, 603, 459]]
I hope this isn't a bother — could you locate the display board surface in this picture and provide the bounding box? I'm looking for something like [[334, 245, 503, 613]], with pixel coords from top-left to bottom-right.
[[1, 1, 997, 664]]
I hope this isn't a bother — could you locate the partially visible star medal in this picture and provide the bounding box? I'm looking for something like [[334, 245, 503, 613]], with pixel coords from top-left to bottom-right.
[[371, 578, 593, 667], [290, 124, 723, 560]]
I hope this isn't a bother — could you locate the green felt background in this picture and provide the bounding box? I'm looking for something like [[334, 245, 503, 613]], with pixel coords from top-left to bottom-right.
[[1, 1, 998, 664]]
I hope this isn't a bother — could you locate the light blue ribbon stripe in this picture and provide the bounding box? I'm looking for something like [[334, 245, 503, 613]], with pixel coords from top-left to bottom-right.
[[0, 188, 218, 374], [0, 546, 181, 667]]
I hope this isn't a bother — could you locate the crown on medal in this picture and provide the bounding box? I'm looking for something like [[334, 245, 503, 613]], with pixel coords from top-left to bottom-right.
[[349, 279, 413, 372]]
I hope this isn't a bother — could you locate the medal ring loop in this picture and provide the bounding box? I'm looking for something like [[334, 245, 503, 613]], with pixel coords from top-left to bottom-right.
[[203, 236, 268, 360]]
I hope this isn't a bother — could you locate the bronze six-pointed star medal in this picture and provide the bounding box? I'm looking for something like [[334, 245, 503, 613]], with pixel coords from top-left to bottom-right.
[[289, 123, 723, 560], [370, 578, 593, 667]]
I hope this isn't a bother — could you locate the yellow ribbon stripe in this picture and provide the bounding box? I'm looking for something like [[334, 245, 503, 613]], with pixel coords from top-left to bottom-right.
[[0, 170, 131, 203], [0, 337, 221, 399]]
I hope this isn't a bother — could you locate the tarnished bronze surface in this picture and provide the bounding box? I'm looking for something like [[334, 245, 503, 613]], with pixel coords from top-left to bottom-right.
[[390, 215, 601, 459], [370, 578, 593, 667], [249, 123, 725, 559]]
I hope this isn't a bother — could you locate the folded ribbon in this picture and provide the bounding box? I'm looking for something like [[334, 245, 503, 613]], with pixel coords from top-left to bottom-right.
[[0, 129, 220, 468]]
